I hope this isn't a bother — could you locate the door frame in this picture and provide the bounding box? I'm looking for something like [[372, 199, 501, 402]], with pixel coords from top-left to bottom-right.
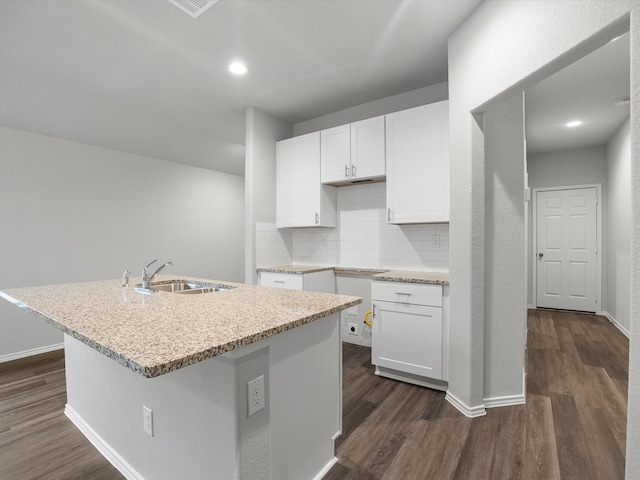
[[532, 183, 603, 312]]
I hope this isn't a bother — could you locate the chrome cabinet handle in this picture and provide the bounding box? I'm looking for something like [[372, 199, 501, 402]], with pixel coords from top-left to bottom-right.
[[273, 280, 285, 284], [396, 292, 412, 296], [388, 208, 391, 222], [351, 165, 356, 178], [345, 165, 349, 178], [315, 212, 319, 225], [538, 252, 544, 258]]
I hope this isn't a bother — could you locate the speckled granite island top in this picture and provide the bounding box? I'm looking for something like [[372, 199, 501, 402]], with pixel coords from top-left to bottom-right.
[[0, 276, 361, 378], [372, 270, 450, 285]]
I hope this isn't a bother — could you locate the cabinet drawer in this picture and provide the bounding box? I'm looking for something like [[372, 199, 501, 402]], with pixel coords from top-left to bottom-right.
[[259, 272, 303, 291], [372, 281, 442, 307]]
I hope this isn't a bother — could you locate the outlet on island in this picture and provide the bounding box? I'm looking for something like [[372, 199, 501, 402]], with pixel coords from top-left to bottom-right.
[[247, 375, 265, 416], [143, 406, 153, 437]]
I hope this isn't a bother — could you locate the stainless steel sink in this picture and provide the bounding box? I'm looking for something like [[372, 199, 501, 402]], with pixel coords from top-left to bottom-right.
[[134, 280, 234, 295]]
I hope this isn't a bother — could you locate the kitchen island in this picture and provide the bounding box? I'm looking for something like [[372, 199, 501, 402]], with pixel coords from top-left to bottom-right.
[[0, 276, 361, 480]]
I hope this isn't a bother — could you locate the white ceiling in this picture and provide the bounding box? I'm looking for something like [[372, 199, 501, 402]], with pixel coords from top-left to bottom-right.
[[0, 1, 630, 176], [0, 0, 480, 176], [525, 31, 630, 155]]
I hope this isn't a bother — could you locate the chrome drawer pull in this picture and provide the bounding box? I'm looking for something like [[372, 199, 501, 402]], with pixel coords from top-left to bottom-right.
[[396, 292, 412, 296], [273, 280, 285, 284]]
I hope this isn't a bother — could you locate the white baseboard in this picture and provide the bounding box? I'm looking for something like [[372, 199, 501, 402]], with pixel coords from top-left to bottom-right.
[[0, 343, 64, 363], [484, 393, 526, 408], [600, 311, 630, 338], [445, 391, 486, 418], [65, 404, 145, 480], [313, 457, 338, 480]]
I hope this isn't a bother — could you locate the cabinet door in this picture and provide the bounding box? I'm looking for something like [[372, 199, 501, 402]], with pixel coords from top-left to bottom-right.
[[372, 301, 442, 379], [277, 132, 336, 228], [351, 115, 385, 181], [386, 101, 449, 224], [321, 124, 351, 183]]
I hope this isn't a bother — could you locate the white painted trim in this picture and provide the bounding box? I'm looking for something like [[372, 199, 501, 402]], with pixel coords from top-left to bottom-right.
[[445, 391, 486, 418], [601, 310, 631, 338], [313, 457, 339, 480], [532, 184, 603, 312], [484, 393, 526, 408], [65, 404, 145, 480], [0, 343, 63, 363]]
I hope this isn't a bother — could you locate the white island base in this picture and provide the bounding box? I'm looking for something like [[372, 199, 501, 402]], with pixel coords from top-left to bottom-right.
[[64, 313, 341, 480]]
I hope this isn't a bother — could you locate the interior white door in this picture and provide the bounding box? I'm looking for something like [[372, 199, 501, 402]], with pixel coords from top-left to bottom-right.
[[535, 187, 598, 312]]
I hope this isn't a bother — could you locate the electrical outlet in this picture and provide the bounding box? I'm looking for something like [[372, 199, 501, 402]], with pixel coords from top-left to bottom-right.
[[348, 322, 358, 336], [320, 234, 328, 248], [432, 234, 440, 248], [143, 406, 153, 437], [247, 375, 265, 416]]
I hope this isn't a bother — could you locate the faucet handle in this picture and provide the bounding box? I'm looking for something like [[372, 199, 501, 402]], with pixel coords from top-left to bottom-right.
[[122, 269, 130, 287]]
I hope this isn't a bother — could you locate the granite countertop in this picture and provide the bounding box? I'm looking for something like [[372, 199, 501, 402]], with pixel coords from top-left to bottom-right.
[[0, 276, 361, 378], [258, 264, 450, 285], [333, 267, 388, 277], [256, 265, 335, 274], [372, 270, 450, 285]]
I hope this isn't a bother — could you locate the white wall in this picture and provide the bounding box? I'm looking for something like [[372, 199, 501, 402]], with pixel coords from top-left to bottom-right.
[[606, 118, 631, 334], [526, 146, 608, 306], [0, 126, 244, 361], [449, 1, 639, 474], [293, 82, 448, 136], [244, 108, 292, 284], [483, 93, 527, 405]]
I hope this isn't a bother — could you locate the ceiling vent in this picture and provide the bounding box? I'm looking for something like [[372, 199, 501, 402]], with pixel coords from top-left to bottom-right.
[[168, 0, 219, 18]]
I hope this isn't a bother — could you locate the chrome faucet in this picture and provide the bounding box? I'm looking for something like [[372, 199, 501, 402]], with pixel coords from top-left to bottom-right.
[[141, 259, 173, 289]]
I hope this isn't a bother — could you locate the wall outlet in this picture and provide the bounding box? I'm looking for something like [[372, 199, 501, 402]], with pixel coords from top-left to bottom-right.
[[247, 375, 265, 416], [432, 234, 440, 248], [320, 234, 328, 248], [143, 406, 153, 437], [348, 322, 359, 336]]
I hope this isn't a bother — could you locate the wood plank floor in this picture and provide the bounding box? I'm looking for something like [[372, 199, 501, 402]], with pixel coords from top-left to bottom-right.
[[0, 309, 628, 479], [326, 309, 628, 479]]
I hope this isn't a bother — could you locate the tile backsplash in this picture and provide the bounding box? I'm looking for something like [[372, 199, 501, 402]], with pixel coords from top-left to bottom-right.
[[256, 182, 449, 271]]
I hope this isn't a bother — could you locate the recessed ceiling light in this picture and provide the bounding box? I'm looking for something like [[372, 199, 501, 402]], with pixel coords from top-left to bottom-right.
[[228, 61, 248, 75], [566, 120, 582, 128]]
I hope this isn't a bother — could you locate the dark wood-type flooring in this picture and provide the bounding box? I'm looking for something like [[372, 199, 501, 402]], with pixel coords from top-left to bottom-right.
[[0, 309, 628, 479]]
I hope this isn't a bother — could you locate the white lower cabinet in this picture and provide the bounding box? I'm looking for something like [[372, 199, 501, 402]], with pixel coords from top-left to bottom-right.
[[258, 270, 335, 294], [372, 281, 446, 389]]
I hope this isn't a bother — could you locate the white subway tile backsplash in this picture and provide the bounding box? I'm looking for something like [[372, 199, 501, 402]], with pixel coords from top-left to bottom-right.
[[252, 185, 449, 272], [287, 183, 449, 271]]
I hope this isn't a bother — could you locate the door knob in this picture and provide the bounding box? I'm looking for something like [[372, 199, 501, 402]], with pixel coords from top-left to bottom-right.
[[538, 252, 544, 258]]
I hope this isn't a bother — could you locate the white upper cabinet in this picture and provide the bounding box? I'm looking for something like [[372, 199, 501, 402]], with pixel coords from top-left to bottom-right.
[[386, 101, 449, 224], [320, 124, 350, 183], [276, 132, 337, 228], [321, 116, 385, 184]]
